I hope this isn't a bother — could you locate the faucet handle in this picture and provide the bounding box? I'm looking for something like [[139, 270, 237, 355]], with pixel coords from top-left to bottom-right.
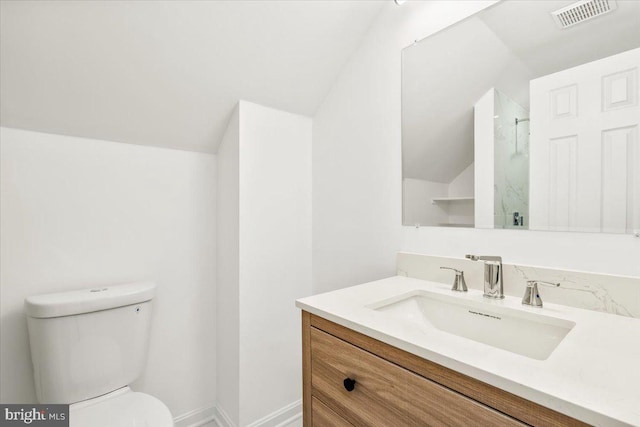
[[522, 280, 560, 307], [528, 280, 560, 288], [465, 254, 502, 262], [440, 267, 468, 292]]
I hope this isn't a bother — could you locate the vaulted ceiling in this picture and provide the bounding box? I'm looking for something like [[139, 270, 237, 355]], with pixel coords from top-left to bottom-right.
[[0, 0, 384, 153]]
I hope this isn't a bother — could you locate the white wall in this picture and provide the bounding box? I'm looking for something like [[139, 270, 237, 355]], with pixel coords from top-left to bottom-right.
[[216, 107, 240, 427], [402, 178, 448, 227], [448, 163, 474, 198], [0, 128, 217, 417], [312, 0, 640, 296], [217, 101, 312, 426], [239, 101, 311, 426], [474, 88, 495, 229]]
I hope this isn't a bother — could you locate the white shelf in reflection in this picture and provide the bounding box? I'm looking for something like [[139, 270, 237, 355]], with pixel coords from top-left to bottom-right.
[[431, 197, 475, 204]]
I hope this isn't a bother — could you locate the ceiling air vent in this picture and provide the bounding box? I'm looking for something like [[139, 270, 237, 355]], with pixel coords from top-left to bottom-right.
[[551, 0, 617, 29]]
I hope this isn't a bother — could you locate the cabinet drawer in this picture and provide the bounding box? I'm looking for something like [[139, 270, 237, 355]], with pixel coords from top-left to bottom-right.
[[310, 327, 525, 426], [312, 397, 353, 427]]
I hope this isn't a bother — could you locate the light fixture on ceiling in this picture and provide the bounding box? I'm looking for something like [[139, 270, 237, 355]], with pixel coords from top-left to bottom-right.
[[394, 0, 407, 5]]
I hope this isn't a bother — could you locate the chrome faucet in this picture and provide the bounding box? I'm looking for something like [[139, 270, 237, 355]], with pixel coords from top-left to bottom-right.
[[465, 254, 504, 299], [522, 280, 560, 307]]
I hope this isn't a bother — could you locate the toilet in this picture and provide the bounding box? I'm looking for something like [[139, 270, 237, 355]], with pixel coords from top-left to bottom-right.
[[24, 281, 173, 427]]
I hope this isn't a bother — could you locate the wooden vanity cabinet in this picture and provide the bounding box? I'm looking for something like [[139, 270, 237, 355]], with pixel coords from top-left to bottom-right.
[[302, 311, 590, 427]]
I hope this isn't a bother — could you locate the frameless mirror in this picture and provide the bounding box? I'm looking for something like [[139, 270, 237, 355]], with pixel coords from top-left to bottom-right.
[[402, 0, 640, 233]]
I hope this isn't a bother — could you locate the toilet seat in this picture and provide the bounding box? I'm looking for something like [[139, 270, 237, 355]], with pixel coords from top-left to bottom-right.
[[70, 387, 173, 427]]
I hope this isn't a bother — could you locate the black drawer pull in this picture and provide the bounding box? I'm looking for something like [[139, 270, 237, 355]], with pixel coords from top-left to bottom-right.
[[343, 377, 356, 392]]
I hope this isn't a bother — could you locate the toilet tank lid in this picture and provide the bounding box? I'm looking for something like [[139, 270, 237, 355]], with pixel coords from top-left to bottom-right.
[[24, 281, 156, 318]]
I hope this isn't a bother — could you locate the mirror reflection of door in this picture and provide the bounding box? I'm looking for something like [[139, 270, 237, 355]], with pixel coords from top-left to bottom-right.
[[530, 48, 640, 233]]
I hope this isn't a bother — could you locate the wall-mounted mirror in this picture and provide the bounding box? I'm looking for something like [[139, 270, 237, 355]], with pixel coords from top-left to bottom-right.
[[402, 0, 640, 233]]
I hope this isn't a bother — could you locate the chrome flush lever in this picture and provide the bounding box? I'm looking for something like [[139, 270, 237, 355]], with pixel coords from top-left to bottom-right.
[[522, 280, 560, 308], [440, 267, 468, 292]]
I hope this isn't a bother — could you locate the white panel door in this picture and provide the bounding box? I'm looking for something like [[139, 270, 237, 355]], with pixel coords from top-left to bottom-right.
[[530, 47, 640, 233]]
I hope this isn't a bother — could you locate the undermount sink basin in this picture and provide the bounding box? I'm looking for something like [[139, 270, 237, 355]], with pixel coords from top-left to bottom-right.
[[369, 290, 575, 360]]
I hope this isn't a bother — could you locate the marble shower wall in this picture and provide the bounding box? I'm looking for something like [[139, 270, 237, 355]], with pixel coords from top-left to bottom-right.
[[397, 252, 640, 318], [494, 90, 529, 230]]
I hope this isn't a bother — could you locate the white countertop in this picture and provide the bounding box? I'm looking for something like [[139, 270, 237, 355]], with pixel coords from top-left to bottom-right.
[[296, 276, 640, 426]]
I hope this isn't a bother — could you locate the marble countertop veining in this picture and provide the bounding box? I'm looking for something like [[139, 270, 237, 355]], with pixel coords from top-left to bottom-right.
[[296, 276, 640, 426]]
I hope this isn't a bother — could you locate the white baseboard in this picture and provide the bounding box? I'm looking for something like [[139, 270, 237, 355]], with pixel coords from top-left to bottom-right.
[[213, 405, 235, 427], [246, 400, 302, 427], [213, 400, 302, 427], [174, 404, 217, 427]]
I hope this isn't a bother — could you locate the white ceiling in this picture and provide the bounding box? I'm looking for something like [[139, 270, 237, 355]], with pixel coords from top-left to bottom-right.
[[0, 0, 384, 153], [403, 0, 640, 183]]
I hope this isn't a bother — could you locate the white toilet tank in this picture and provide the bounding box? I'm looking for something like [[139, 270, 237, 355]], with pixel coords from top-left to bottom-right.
[[24, 281, 157, 404]]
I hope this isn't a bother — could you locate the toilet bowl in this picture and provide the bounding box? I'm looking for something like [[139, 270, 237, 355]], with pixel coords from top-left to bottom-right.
[[24, 281, 173, 427], [70, 387, 173, 427]]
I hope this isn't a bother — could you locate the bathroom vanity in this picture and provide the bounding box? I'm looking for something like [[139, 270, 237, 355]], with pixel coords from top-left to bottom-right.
[[297, 277, 640, 426]]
